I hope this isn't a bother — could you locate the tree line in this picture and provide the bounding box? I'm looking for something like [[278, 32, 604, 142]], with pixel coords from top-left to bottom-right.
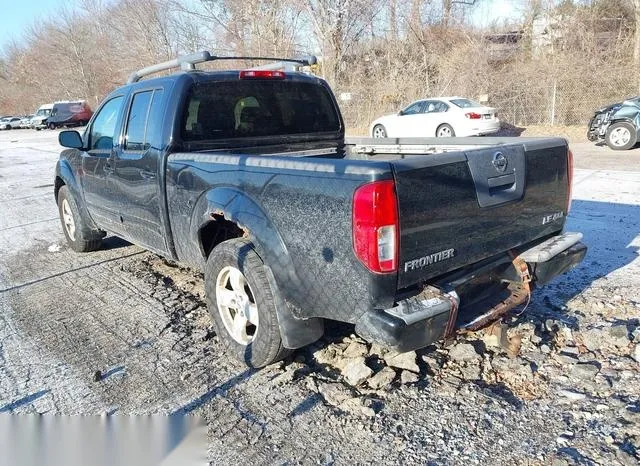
[[0, 0, 638, 128]]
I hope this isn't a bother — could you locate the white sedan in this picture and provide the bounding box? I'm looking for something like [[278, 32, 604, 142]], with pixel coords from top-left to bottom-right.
[[370, 97, 500, 138], [0, 117, 22, 130]]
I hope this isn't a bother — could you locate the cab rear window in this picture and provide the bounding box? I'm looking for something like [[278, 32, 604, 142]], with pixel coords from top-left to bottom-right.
[[182, 80, 341, 141]]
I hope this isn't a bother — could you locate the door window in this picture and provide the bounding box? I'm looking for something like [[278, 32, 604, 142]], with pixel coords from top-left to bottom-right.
[[423, 101, 449, 113], [124, 89, 164, 151], [89, 96, 123, 151], [124, 91, 152, 151], [402, 101, 424, 115]]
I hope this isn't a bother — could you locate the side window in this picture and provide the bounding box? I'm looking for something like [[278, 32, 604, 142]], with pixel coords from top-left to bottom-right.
[[146, 89, 164, 145], [90, 96, 124, 151], [433, 101, 449, 113], [402, 102, 424, 115], [124, 91, 153, 151]]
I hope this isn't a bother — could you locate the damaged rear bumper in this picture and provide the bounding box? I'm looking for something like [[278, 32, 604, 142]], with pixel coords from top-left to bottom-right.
[[355, 232, 587, 353]]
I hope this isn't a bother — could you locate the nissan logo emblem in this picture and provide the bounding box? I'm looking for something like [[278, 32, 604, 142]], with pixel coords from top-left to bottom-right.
[[492, 152, 508, 172]]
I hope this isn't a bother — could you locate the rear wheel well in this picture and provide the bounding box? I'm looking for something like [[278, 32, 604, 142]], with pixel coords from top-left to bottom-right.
[[199, 214, 247, 258], [54, 177, 65, 200]]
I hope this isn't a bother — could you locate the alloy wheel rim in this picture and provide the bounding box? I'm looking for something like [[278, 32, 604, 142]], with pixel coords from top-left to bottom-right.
[[610, 127, 630, 147], [438, 126, 452, 137], [61, 199, 76, 241], [215, 266, 259, 345], [373, 127, 385, 138]]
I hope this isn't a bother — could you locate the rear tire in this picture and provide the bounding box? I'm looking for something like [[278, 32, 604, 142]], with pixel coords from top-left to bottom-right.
[[204, 238, 292, 367], [436, 124, 455, 137], [57, 186, 102, 252], [605, 121, 637, 150], [372, 124, 387, 138]]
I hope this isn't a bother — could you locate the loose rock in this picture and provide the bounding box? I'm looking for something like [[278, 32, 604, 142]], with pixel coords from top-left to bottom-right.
[[558, 389, 587, 401], [342, 357, 373, 386], [343, 341, 368, 359], [607, 325, 630, 349], [570, 363, 600, 381], [383, 351, 419, 373], [368, 367, 396, 389], [400, 370, 419, 384], [448, 343, 481, 363]]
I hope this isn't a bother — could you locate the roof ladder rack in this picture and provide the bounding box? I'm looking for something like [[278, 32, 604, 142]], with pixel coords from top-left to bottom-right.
[[126, 51, 317, 84]]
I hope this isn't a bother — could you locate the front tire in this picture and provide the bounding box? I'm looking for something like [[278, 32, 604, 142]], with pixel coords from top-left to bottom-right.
[[605, 122, 637, 150], [57, 186, 102, 252], [48, 122, 56, 130], [204, 238, 291, 367], [372, 124, 387, 138], [436, 124, 455, 137]]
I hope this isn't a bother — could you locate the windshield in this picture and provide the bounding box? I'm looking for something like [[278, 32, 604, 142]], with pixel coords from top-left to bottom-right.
[[36, 109, 52, 117], [182, 80, 341, 141], [450, 98, 482, 108]]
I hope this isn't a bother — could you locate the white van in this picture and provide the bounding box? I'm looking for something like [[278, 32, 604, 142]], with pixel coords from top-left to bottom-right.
[[31, 103, 54, 129]]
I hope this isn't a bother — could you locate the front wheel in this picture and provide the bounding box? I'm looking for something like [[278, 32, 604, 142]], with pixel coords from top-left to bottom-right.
[[605, 121, 637, 150], [204, 238, 291, 367], [57, 186, 102, 252], [48, 122, 56, 130], [372, 124, 387, 138], [436, 124, 455, 137]]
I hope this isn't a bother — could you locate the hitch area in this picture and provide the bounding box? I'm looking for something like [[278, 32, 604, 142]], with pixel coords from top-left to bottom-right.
[[355, 255, 531, 353], [449, 254, 531, 334]]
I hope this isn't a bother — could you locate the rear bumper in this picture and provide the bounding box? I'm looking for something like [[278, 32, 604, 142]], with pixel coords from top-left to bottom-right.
[[355, 233, 587, 352]]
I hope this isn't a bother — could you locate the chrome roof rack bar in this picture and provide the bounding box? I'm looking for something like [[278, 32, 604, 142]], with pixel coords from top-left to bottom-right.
[[127, 51, 317, 84]]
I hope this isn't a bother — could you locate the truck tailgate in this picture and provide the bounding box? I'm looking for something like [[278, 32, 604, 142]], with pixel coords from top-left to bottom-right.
[[393, 139, 570, 289]]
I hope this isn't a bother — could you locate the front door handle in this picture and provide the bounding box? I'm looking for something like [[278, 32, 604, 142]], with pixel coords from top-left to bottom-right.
[[104, 162, 114, 174]]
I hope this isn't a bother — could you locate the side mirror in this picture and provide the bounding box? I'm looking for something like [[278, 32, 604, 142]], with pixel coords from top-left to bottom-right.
[[59, 130, 83, 149]]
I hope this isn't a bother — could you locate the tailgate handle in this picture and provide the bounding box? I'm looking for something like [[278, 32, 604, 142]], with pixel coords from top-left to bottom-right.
[[488, 173, 516, 193]]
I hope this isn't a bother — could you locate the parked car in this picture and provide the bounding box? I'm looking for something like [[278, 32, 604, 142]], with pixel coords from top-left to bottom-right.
[[46, 101, 93, 129], [0, 116, 22, 130], [31, 103, 54, 129], [18, 115, 33, 128], [587, 96, 640, 150], [54, 51, 585, 368], [370, 97, 500, 138]]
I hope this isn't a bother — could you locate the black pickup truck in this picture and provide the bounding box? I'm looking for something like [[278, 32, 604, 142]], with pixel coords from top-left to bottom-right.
[[54, 52, 586, 367]]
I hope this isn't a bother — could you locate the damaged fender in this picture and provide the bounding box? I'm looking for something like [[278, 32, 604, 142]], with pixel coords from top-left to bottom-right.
[[191, 186, 324, 349]]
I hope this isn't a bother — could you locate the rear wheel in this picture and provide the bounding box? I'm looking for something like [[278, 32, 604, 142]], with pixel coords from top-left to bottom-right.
[[372, 124, 387, 138], [204, 238, 291, 367], [436, 124, 455, 137], [57, 186, 102, 252], [605, 121, 637, 150]]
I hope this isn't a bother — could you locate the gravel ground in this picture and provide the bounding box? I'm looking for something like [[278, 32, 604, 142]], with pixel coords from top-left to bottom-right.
[[0, 129, 638, 465]]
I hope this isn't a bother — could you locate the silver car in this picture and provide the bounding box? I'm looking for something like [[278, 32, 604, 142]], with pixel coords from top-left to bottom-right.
[[1, 117, 22, 130]]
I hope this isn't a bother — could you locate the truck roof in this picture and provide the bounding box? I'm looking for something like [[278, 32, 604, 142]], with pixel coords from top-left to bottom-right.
[[113, 69, 326, 95]]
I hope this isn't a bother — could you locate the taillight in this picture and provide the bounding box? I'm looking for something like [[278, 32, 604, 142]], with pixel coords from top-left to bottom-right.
[[566, 148, 574, 213], [465, 112, 482, 119], [239, 70, 285, 79], [352, 180, 399, 273]]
